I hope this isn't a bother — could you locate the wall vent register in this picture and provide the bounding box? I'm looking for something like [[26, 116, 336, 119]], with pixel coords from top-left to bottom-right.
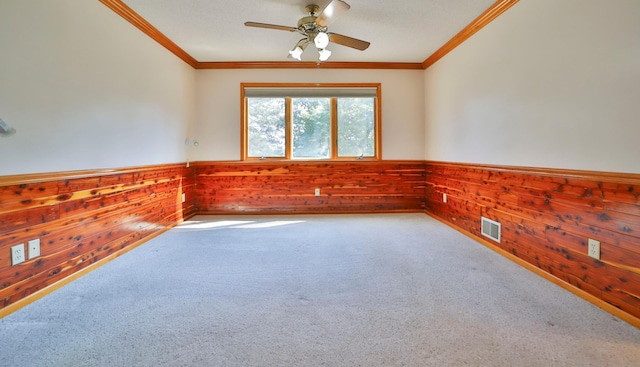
[[481, 217, 501, 243]]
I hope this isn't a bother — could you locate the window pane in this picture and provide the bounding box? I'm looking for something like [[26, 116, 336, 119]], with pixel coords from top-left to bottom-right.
[[337, 98, 375, 157], [292, 98, 331, 159], [247, 98, 285, 157]]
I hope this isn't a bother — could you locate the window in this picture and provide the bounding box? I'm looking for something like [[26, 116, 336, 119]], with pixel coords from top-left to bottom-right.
[[242, 83, 381, 160]]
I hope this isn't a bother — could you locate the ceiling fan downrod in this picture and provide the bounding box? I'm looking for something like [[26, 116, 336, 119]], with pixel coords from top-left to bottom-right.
[[305, 4, 320, 16]]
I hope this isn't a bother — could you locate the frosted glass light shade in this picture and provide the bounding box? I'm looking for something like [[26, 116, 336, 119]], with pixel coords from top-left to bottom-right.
[[289, 46, 303, 60], [314, 32, 329, 49], [318, 48, 331, 61]]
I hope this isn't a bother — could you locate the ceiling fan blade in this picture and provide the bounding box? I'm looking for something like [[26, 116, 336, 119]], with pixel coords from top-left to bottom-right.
[[328, 33, 370, 51], [315, 0, 351, 27], [244, 22, 297, 32]]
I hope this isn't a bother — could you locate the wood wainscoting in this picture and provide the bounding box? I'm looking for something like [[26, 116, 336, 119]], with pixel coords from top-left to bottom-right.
[[424, 161, 640, 322], [3, 159, 639, 326], [0, 164, 195, 313], [194, 161, 426, 214]]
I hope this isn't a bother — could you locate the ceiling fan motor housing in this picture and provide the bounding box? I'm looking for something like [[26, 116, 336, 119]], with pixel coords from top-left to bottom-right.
[[298, 4, 328, 36], [297, 22, 327, 40]]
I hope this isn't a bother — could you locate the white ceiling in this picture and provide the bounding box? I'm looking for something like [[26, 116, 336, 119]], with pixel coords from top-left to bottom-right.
[[120, 0, 498, 63]]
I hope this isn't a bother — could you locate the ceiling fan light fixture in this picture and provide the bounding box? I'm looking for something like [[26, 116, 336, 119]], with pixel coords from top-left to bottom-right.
[[318, 48, 331, 61], [244, 0, 369, 61], [289, 46, 304, 60], [314, 31, 330, 49]]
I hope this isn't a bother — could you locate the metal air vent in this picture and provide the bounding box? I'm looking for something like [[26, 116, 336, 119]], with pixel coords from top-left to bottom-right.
[[481, 217, 501, 243]]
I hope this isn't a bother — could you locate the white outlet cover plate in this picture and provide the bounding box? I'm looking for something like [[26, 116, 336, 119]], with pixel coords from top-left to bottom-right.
[[11, 244, 26, 265], [588, 238, 600, 260], [28, 238, 41, 259]]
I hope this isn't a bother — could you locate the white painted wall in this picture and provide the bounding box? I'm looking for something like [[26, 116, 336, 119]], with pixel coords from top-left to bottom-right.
[[0, 0, 195, 175], [424, 0, 640, 173], [193, 69, 425, 161], [9, 0, 635, 175]]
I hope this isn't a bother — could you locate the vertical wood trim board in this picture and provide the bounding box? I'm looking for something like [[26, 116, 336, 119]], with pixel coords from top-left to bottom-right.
[[424, 161, 640, 320], [0, 164, 196, 312], [194, 161, 427, 214]]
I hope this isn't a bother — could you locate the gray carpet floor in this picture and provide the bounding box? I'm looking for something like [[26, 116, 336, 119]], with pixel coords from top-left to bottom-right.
[[1, 213, 639, 366]]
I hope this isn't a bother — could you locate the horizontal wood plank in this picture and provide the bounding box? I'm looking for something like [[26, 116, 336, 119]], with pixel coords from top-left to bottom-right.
[[194, 161, 426, 214]]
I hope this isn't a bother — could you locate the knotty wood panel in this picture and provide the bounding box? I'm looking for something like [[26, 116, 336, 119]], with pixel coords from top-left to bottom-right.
[[195, 161, 426, 214], [424, 161, 640, 320], [0, 164, 196, 311]]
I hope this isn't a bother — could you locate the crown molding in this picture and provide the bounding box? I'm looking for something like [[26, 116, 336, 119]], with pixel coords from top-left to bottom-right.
[[99, 0, 198, 68], [100, 0, 518, 71], [422, 0, 519, 69], [196, 61, 423, 70]]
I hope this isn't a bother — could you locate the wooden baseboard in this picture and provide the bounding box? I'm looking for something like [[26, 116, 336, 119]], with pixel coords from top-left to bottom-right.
[[424, 211, 640, 329], [4, 206, 638, 331]]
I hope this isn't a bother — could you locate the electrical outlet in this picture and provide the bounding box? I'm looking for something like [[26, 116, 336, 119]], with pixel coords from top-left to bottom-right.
[[11, 244, 25, 265], [315, 188, 320, 196], [443, 193, 447, 203], [28, 239, 40, 259], [181, 193, 186, 203], [588, 239, 600, 260]]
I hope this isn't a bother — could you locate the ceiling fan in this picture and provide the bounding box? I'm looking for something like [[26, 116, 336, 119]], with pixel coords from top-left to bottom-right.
[[244, 0, 370, 62]]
